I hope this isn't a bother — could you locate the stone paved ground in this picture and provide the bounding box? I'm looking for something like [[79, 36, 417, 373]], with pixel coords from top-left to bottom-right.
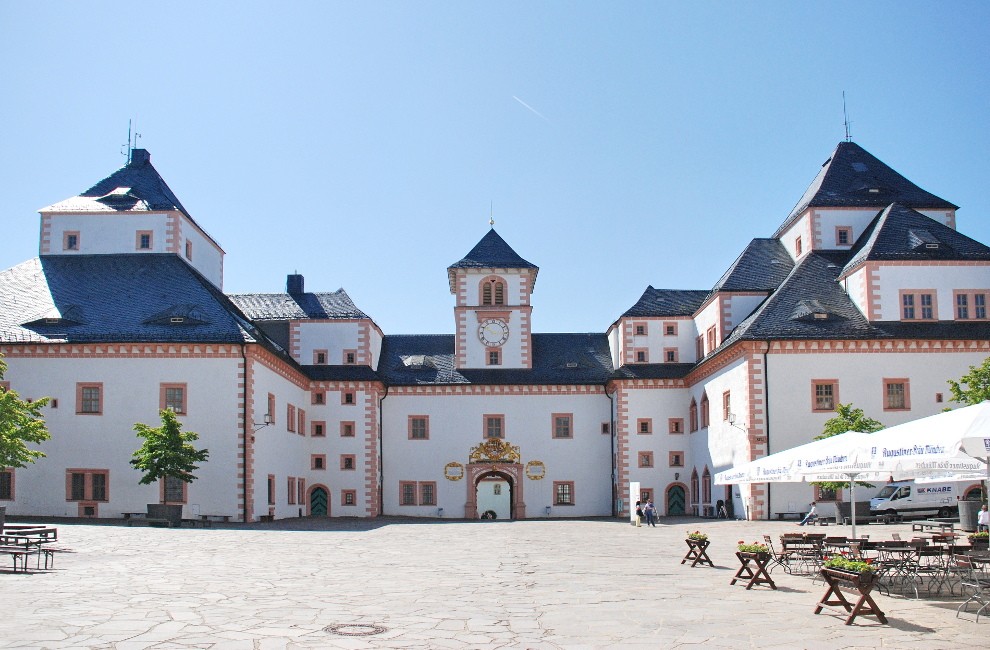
[[1, 516, 986, 649]]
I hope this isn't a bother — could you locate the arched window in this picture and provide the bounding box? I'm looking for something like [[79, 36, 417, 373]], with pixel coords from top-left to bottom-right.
[[480, 276, 506, 306], [702, 467, 711, 505], [689, 399, 698, 432], [690, 469, 699, 505], [700, 393, 710, 428]]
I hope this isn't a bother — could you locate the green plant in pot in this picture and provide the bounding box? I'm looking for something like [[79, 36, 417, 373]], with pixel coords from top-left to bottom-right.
[[823, 556, 875, 574]]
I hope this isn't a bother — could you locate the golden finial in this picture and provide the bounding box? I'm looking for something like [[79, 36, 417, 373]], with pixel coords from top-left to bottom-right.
[[489, 201, 495, 227]]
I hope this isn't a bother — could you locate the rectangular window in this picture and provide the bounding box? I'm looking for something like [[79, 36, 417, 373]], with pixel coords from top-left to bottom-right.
[[341, 455, 356, 470], [633, 322, 647, 336], [484, 415, 504, 439], [664, 322, 677, 336], [955, 291, 988, 320], [311, 421, 326, 437], [884, 379, 910, 411], [836, 227, 851, 246], [400, 481, 417, 506], [66, 469, 109, 502], [552, 413, 573, 439], [135, 231, 154, 250], [267, 474, 275, 505], [706, 327, 717, 354], [76, 383, 103, 415], [409, 416, 429, 440], [160, 383, 187, 414], [163, 476, 184, 503], [601, 422, 611, 435], [553, 481, 574, 505], [488, 349, 501, 366], [0, 469, 12, 500], [669, 452, 684, 467], [340, 421, 355, 437], [664, 348, 678, 363], [314, 350, 328, 365], [297, 408, 306, 436], [638, 451, 654, 468], [696, 335, 704, 360], [286, 404, 296, 432], [420, 482, 436, 506], [669, 418, 684, 434], [722, 391, 731, 421], [267, 393, 276, 425], [812, 380, 838, 412], [297, 478, 305, 506], [312, 391, 325, 405], [185, 240, 193, 261], [342, 490, 357, 506], [701, 397, 709, 428], [63, 231, 80, 251], [795, 236, 803, 256], [635, 349, 648, 363], [312, 454, 326, 470], [343, 350, 357, 365], [900, 290, 936, 320], [640, 488, 653, 504], [287, 477, 297, 505], [342, 391, 356, 405], [637, 418, 652, 435]]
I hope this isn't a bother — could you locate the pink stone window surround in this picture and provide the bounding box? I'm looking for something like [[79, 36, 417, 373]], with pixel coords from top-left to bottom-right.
[[185, 240, 193, 261], [160, 383, 187, 414], [399, 481, 417, 506], [795, 236, 803, 257], [812, 379, 839, 412], [312, 391, 325, 405], [312, 454, 327, 470], [287, 477, 297, 504], [488, 349, 502, 366], [633, 321, 648, 336], [899, 289, 937, 320], [638, 451, 654, 468], [722, 391, 731, 421], [136, 230, 154, 251], [341, 490, 357, 506], [267, 474, 275, 505], [835, 226, 852, 247], [633, 348, 648, 363], [340, 421, 355, 437], [700, 394, 709, 428], [311, 421, 326, 437], [553, 481, 575, 505], [552, 413, 573, 439], [341, 391, 356, 405], [484, 414, 505, 439], [664, 322, 678, 336], [340, 455, 357, 470], [297, 408, 306, 437], [664, 348, 678, 363], [954, 290, 988, 320], [669, 451, 684, 468], [287, 404, 296, 432], [63, 231, 80, 251], [343, 349, 357, 365], [267, 393, 276, 425], [420, 481, 437, 506], [313, 349, 328, 365], [66, 468, 109, 502], [883, 378, 911, 411], [76, 382, 103, 415], [480, 275, 507, 306], [689, 399, 698, 432], [637, 418, 652, 435], [408, 415, 430, 440], [669, 418, 684, 434]]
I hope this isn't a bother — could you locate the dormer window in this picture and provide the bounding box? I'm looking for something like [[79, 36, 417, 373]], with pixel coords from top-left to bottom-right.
[[63, 232, 80, 251], [136, 231, 153, 250]]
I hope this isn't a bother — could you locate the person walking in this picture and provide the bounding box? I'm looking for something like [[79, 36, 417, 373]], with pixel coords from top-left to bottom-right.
[[644, 500, 657, 527]]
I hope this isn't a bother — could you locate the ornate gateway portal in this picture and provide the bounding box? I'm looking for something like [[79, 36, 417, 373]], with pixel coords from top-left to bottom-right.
[[445, 439, 545, 519]]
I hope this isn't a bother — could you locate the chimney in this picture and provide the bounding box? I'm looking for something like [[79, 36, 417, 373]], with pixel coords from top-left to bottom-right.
[[130, 149, 151, 165], [286, 274, 305, 294]]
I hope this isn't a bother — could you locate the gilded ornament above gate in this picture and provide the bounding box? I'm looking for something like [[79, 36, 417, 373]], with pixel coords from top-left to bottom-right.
[[468, 438, 521, 464]]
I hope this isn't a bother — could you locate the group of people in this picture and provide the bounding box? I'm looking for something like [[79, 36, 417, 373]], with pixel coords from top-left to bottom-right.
[[634, 500, 658, 527]]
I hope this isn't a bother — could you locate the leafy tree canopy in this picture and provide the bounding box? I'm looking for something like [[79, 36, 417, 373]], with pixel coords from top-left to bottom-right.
[[130, 409, 209, 487], [0, 355, 51, 468], [948, 356, 990, 406], [812, 403, 884, 493]]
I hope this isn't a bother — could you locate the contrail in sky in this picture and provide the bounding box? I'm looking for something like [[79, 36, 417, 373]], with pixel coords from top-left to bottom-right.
[[512, 95, 550, 122]]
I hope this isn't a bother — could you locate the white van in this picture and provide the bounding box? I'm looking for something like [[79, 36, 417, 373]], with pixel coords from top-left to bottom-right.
[[869, 480, 960, 519]]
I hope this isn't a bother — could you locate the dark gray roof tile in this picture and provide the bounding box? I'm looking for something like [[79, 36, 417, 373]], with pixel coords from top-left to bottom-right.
[[621, 287, 709, 318]]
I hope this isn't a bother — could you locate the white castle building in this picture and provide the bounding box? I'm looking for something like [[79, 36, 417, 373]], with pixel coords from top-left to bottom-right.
[[1, 142, 988, 522]]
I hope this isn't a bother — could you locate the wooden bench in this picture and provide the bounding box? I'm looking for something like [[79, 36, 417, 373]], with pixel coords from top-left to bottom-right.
[[200, 514, 232, 523], [122, 512, 146, 520], [776, 512, 803, 520], [912, 520, 955, 533], [128, 517, 174, 527], [0, 545, 32, 572], [182, 518, 211, 528]]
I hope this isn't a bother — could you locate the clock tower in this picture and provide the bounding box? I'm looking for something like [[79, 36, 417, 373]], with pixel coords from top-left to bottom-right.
[[447, 229, 538, 369]]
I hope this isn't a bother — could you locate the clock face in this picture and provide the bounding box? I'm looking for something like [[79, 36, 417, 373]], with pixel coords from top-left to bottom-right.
[[478, 319, 509, 347]]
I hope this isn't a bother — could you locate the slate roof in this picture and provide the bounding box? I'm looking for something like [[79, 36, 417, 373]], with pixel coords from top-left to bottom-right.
[[448, 229, 538, 270], [303, 365, 382, 382], [774, 141, 958, 238], [843, 203, 990, 273], [708, 238, 794, 295], [610, 363, 695, 380], [0, 255, 267, 345], [379, 333, 613, 386], [621, 287, 709, 318], [229, 289, 369, 321], [41, 149, 192, 217]]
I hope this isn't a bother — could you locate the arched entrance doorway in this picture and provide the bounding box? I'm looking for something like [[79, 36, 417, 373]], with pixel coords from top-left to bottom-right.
[[309, 486, 329, 516], [476, 473, 512, 520], [465, 463, 526, 519], [666, 484, 686, 515]]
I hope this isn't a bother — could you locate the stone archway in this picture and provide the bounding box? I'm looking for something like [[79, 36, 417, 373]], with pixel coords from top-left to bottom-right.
[[666, 483, 687, 516], [308, 485, 329, 516], [465, 463, 526, 519]]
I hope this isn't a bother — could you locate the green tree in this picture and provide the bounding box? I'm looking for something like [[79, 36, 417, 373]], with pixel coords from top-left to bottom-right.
[[131, 409, 209, 502], [811, 403, 884, 495], [947, 356, 990, 406], [0, 354, 51, 469]]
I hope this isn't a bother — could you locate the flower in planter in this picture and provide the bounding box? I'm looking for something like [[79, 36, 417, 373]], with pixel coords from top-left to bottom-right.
[[823, 556, 875, 573], [968, 531, 989, 541], [737, 541, 769, 553], [686, 531, 708, 541]]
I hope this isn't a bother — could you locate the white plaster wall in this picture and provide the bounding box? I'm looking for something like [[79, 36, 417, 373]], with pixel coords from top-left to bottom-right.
[[622, 386, 691, 515], [463, 310, 526, 368], [726, 295, 765, 331], [296, 321, 361, 365], [381, 391, 612, 517], [625, 317, 695, 364], [177, 216, 224, 288], [779, 213, 813, 259], [874, 265, 990, 320], [368, 325, 384, 370], [461, 269, 530, 306], [46, 213, 168, 255], [693, 301, 721, 357], [606, 324, 621, 369], [916, 209, 955, 228], [813, 209, 882, 249], [2, 354, 241, 519], [842, 268, 869, 317]]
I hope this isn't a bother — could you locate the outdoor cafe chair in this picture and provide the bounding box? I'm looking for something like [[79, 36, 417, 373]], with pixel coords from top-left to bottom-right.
[[954, 554, 990, 621]]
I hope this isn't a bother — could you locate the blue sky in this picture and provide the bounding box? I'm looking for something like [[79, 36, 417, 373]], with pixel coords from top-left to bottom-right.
[[2, 3, 987, 335]]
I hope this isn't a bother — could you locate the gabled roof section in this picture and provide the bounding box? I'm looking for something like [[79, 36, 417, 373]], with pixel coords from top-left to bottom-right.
[[0, 255, 264, 344], [448, 229, 538, 271], [843, 203, 990, 274], [708, 238, 793, 295], [621, 287, 709, 318], [41, 149, 193, 218], [379, 333, 612, 386], [774, 141, 957, 237], [228, 289, 370, 321]]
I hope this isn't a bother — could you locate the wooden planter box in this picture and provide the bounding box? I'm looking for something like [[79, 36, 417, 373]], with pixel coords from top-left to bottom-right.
[[731, 551, 776, 590], [681, 538, 714, 567], [815, 567, 886, 625]]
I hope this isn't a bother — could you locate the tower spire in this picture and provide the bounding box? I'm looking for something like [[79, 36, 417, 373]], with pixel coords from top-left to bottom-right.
[[843, 91, 852, 142], [489, 201, 495, 228]]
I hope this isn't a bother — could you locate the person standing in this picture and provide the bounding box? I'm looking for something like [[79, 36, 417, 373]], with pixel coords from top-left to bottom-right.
[[644, 500, 657, 527], [798, 501, 818, 526], [978, 504, 989, 533], [634, 500, 643, 527]]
